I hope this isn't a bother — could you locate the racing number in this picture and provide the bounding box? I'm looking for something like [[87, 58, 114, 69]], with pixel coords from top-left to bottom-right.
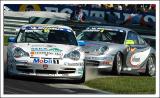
[[125, 31, 150, 68]]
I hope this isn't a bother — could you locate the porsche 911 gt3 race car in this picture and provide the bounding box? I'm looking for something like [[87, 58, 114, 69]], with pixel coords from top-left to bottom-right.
[[6, 24, 85, 83], [77, 26, 155, 76]]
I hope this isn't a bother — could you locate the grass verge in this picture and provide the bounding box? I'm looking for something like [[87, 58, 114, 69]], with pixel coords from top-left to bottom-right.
[[4, 35, 9, 46], [84, 76, 155, 94]]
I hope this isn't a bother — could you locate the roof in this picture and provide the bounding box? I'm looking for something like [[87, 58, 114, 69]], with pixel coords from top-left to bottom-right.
[[21, 24, 73, 31]]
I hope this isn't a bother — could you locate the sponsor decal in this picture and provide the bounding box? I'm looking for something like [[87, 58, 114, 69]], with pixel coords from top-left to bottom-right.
[[31, 48, 48, 51], [43, 28, 50, 33], [130, 55, 141, 67], [25, 30, 42, 32], [19, 4, 41, 11], [64, 62, 81, 66], [32, 57, 59, 64], [30, 51, 62, 56], [125, 40, 135, 45], [129, 48, 151, 67], [6, 4, 155, 27], [43, 27, 72, 32], [30, 48, 63, 56], [86, 56, 112, 61], [43, 64, 48, 69], [31, 47, 62, 52], [49, 48, 62, 52], [100, 29, 104, 32]]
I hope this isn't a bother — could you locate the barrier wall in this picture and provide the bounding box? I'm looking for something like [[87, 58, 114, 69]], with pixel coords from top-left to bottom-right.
[[4, 11, 70, 34], [5, 4, 156, 28]]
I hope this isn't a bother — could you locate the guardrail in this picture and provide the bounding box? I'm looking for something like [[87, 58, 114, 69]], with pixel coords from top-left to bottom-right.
[[4, 11, 70, 35], [4, 16, 29, 34]]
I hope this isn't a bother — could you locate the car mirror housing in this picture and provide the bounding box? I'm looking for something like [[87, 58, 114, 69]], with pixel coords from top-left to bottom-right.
[[8, 36, 16, 43], [77, 40, 86, 46]]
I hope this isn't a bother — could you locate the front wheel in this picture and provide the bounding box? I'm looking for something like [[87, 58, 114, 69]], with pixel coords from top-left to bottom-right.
[[112, 52, 122, 75], [6, 53, 15, 78], [145, 55, 155, 76], [5, 54, 12, 78]]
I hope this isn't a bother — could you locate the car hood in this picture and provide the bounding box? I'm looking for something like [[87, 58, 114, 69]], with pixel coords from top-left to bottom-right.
[[81, 41, 119, 55], [11, 43, 78, 58]]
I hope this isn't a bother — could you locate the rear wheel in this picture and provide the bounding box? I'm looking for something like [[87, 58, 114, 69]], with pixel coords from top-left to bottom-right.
[[145, 55, 155, 76], [112, 52, 122, 75]]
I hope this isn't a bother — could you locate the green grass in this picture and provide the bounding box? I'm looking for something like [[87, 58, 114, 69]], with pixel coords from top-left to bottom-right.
[[4, 35, 16, 46], [4, 35, 9, 46], [84, 76, 155, 94]]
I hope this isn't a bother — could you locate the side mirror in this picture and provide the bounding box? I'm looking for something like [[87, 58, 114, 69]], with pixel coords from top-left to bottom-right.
[[124, 40, 135, 45], [77, 40, 86, 46], [8, 36, 16, 43]]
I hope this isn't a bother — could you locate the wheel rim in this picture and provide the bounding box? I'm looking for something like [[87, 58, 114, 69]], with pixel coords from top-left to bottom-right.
[[148, 56, 155, 76], [117, 53, 122, 73]]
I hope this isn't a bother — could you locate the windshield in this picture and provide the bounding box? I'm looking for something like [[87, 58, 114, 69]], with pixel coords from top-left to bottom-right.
[[16, 29, 78, 46], [77, 30, 126, 44]]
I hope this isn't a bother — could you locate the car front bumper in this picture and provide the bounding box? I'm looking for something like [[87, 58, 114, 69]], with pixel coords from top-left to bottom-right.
[[85, 55, 115, 70], [8, 58, 84, 80]]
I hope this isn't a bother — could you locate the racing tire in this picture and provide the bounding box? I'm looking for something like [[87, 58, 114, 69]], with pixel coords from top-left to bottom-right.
[[145, 55, 155, 76], [112, 52, 122, 75], [6, 54, 13, 78], [4, 55, 8, 77]]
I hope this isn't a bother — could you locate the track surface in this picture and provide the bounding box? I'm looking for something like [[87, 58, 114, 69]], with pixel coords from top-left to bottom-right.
[[4, 64, 114, 94], [4, 77, 109, 94]]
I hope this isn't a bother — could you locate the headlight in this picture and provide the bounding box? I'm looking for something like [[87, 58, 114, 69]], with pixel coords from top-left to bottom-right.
[[64, 50, 80, 60], [97, 46, 108, 55], [13, 47, 29, 58]]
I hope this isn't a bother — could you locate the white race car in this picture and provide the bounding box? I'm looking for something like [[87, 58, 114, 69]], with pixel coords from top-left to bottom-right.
[[6, 24, 85, 83]]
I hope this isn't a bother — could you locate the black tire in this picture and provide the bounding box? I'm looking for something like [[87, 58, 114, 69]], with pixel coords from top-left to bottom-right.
[[5, 54, 13, 78], [145, 55, 155, 76], [112, 52, 122, 75], [4, 55, 8, 77]]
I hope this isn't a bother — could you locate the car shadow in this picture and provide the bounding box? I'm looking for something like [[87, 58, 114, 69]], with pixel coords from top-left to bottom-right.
[[4, 70, 144, 84], [97, 71, 140, 76], [4, 76, 83, 84]]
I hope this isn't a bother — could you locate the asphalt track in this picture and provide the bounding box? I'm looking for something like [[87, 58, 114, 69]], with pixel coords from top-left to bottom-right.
[[4, 65, 112, 94], [4, 77, 110, 94]]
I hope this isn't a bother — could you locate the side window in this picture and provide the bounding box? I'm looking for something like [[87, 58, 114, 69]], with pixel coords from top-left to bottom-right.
[[16, 30, 25, 43], [126, 31, 139, 45]]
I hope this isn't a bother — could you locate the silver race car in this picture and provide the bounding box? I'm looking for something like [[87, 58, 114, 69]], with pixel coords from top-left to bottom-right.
[[6, 24, 85, 83], [77, 26, 155, 76]]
